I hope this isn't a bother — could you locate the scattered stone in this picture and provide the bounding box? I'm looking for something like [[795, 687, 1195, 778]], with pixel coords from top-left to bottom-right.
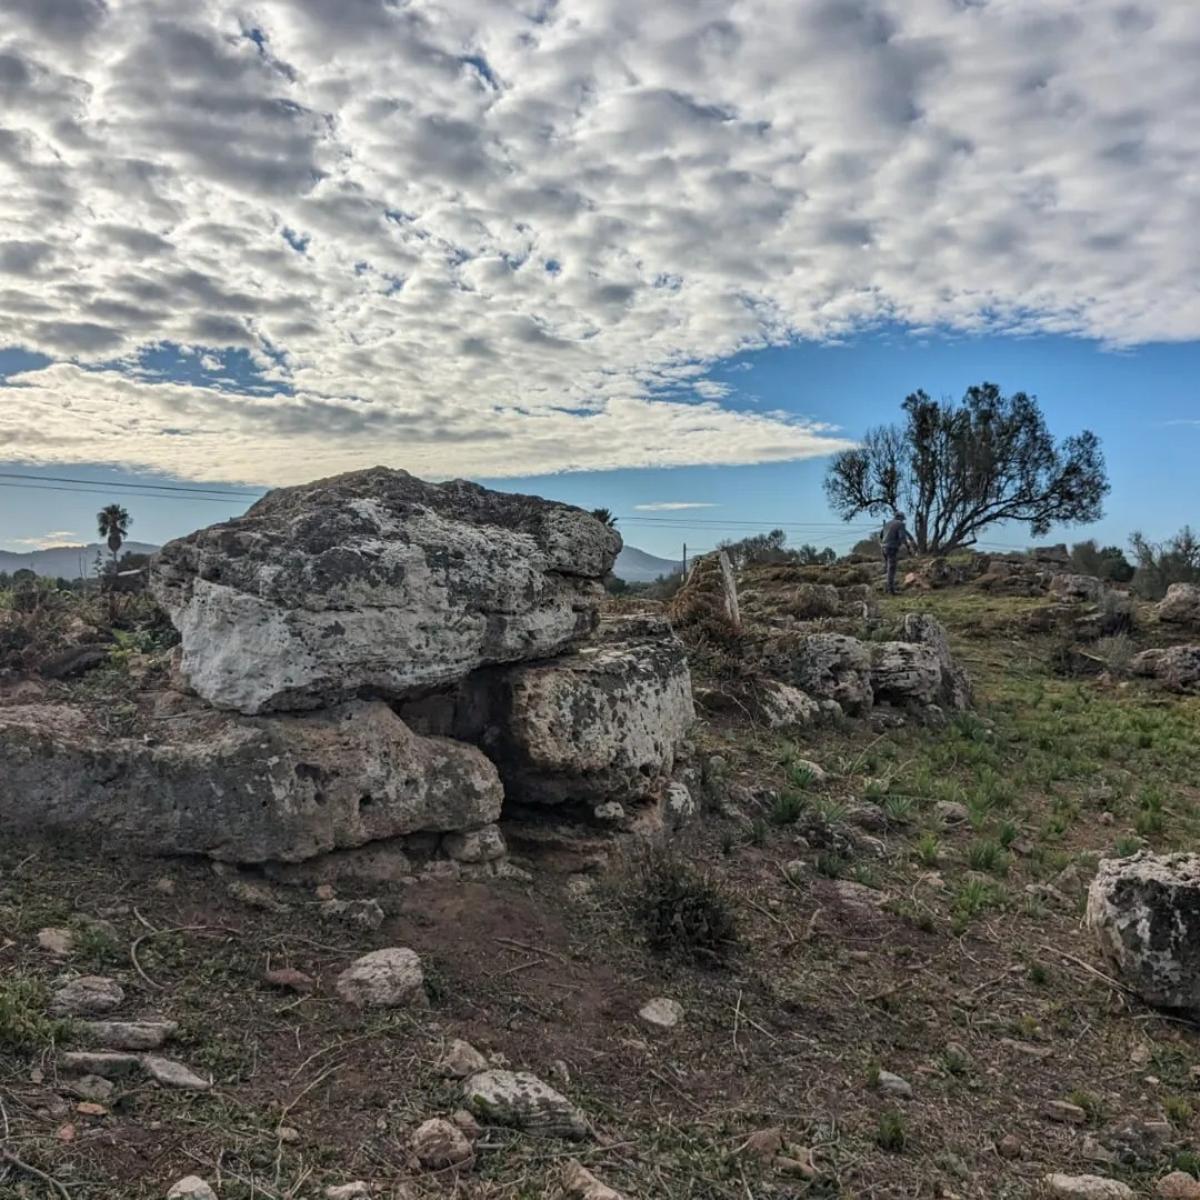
[[463, 1069, 589, 1139], [1044, 1174, 1133, 1199], [638, 998, 684, 1031], [324, 1185, 371, 1200], [75, 1101, 108, 1116], [278, 1126, 301, 1143], [61, 1051, 141, 1078], [264, 967, 316, 994], [228, 879, 289, 912], [80, 1020, 177, 1051], [49, 976, 124, 1017], [69, 1075, 115, 1103], [848, 803, 888, 831], [934, 800, 970, 825], [315, 883, 336, 901], [997, 1133, 1023, 1159], [782, 860, 808, 882], [1087, 852, 1200, 1007], [442, 825, 507, 864], [563, 1160, 629, 1200], [593, 802, 626, 823], [565, 876, 594, 899], [756, 681, 820, 729], [1157, 1171, 1200, 1199], [167, 1178, 217, 1200], [550, 1059, 571, 1086], [143, 1056, 211, 1091], [741, 1128, 784, 1161], [829, 879, 887, 914], [319, 898, 385, 930], [411, 1117, 473, 1169], [999, 1038, 1052, 1059], [1081, 1135, 1117, 1165], [451, 1109, 481, 1140], [876, 1070, 912, 1098], [1043, 1100, 1088, 1124], [438, 1039, 488, 1080], [336, 948, 425, 1009], [152, 876, 177, 896], [37, 927, 75, 956]]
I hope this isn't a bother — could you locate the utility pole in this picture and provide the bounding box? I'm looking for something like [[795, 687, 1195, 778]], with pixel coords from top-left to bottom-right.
[[682, 542, 688, 578]]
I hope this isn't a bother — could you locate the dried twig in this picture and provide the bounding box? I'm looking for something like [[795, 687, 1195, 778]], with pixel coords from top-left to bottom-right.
[[1, 1150, 73, 1200]]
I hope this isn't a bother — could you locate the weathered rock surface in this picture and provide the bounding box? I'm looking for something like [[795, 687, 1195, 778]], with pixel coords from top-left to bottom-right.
[[902, 613, 972, 710], [1050, 574, 1106, 602], [1087, 853, 1200, 1008], [49, 976, 124, 1017], [80, 1020, 177, 1050], [463, 1069, 589, 1138], [0, 700, 501, 862], [1132, 646, 1200, 693], [454, 614, 694, 806], [638, 997, 684, 1030], [768, 633, 873, 715], [870, 642, 944, 707], [564, 1160, 629, 1200], [167, 1177, 218, 1200], [756, 680, 820, 729], [1157, 1172, 1200, 1199], [1044, 1174, 1134, 1199], [438, 1039, 488, 1079], [153, 467, 619, 714], [336, 947, 425, 1008], [143, 1055, 211, 1091], [411, 1117, 473, 1169], [1156, 583, 1200, 628]]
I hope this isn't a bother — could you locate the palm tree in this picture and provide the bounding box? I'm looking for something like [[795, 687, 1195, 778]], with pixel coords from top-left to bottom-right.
[[591, 507, 618, 529], [97, 504, 132, 572]]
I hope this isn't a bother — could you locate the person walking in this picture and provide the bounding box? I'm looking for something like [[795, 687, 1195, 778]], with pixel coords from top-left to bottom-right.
[[880, 512, 916, 595]]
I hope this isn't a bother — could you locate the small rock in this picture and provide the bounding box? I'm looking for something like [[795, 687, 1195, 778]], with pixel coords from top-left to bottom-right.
[[997, 1133, 1022, 1159], [451, 1109, 481, 1140], [324, 1185, 371, 1200], [1043, 1100, 1088, 1124], [75, 1101, 108, 1116], [493, 861, 533, 882], [565, 876, 594, 899], [143, 1056, 211, 1091], [848, 803, 888, 831], [1130, 1042, 1153, 1067], [69, 1075, 115, 1103], [167, 1178, 217, 1200], [563, 1159, 628, 1200], [61, 1051, 141, 1078], [49, 976, 124, 1017], [80, 1020, 177, 1051], [442, 826, 507, 863], [1159, 1173, 1200, 1200], [264, 967, 316, 994], [227, 879, 288, 912], [463, 1069, 588, 1139], [37, 927, 75, 956], [783, 859, 808, 882], [638, 998, 684, 1031], [411, 1117, 472, 1169], [934, 800, 970, 825], [877, 1070, 912, 1098], [593, 802, 626, 824], [1000, 1038, 1052, 1059], [550, 1059, 571, 1085], [1081, 1135, 1117, 1165], [791, 759, 828, 784], [829, 879, 887, 913], [437, 1039, 488, 1080], [1044, 1174, 1134, 1199], [319, 898, 385, 930], [278, 1126, 301, 1143], [152, 876, 177, 896], [336, 948, 425, 1009], [315, 883, 336, 901], [742, 1127, 783, 1161]]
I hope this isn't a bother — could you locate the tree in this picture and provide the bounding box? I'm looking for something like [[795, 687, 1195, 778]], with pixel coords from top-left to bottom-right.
[[591, 508, 618, 529], [1129, 527, 1200, 599], [1069, 539, 1134, 583], [97, 504, 132, 570], [824, 384, 1109, 554]]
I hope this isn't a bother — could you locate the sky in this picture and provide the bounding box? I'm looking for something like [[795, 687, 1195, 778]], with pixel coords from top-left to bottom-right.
[[0, 0, 1198, 561]]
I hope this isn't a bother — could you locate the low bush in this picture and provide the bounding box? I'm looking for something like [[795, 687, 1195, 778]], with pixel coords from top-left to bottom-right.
[[630, 850, 739, 964]]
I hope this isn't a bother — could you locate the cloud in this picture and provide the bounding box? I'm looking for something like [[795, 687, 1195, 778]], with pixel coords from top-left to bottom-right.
[[634, 502, 719, 511], [0, 0, 1197, 483], [4, 530, 82, 549]]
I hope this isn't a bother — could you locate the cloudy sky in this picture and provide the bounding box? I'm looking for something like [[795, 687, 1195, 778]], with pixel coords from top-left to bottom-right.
[[1, 0, 1198, 554]]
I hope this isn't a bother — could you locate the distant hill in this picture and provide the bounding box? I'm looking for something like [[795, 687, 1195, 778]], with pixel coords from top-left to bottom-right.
[[614, 544, 683, 583], [0, 542, 160, 580]]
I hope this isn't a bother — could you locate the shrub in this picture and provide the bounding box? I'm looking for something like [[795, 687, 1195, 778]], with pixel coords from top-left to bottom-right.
[[1070, 539, 1134, 582], [1130, 527, 1200, 600], [770, 791, 806, 827], [631, 850, 738, 964], [0, 975, 71, 1050], [875, 1110, 908, 1152]]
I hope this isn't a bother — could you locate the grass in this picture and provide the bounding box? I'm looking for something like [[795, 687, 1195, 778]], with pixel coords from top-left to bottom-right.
[[0, 974, 71, 1051], [966, 838, 1009, 876], [875, 1110, 908, 1152], [631, 850, 739, 964], [769, 791, 806, 826], [913, 831, 941, 868]]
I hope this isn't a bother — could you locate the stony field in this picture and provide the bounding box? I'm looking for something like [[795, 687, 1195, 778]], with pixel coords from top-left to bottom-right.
[[4, 560, 1200, 1199]]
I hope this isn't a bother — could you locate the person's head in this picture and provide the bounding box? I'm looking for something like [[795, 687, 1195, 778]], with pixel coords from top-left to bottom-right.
[[894, 511, 906, 523]]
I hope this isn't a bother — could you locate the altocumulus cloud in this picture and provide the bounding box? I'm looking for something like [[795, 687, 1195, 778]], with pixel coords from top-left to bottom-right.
[[0, 0, 1197, 483]]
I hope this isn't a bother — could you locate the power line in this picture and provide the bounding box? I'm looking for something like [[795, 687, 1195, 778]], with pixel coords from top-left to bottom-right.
[[0, 471, 264, 498], [0, 480, 254, 505]]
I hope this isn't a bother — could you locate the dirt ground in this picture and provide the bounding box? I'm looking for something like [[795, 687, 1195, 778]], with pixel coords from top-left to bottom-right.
[[3, 580, 1200, 1199]]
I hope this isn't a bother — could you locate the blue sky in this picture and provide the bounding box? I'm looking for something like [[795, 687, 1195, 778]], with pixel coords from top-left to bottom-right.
[[2, 331, 1195, 561], [2, 1, 1199, 562]]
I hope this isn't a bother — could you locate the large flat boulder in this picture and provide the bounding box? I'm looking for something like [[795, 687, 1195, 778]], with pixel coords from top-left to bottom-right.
[[0, 700, 501, 862], [1087, 853, 1200, 1009], [1156, 583, 1200, 628], [1131, 645, 1200, 693], [413, 614, 693, 807], [152, 468, 620, 714], [764, 633, 873, 715]]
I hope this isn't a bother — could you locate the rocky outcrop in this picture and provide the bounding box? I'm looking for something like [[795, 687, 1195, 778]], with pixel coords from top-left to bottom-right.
[[1156, 583, 1200, 628], [0, 699, 502, 862], [1049, 573, 1105, 602], [870, 642, 944, 707], [153, 468, 620, 715], [767, 633, 874, 715], [1087, 853, 1200, 1008], [1131, 646, 1200, 693], [902, 613, 971, 709], [453, 615, 694, 807]]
